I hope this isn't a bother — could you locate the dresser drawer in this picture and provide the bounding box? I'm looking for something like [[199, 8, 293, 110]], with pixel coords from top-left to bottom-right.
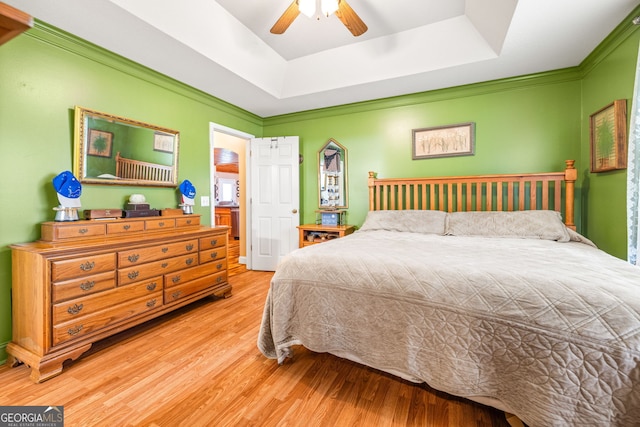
[[199, 247, 227, 264], [145, 218, 175, 231], [51, 253, 116, 282], [41, 222, 106, 241], [164, 271, 227, 303], [52, 271, 116, 303], [118, 253, 198, 286], [164, 261, 227, 288], [106, 221, 145, 235], [176, 216, 200, 228], [52, 277, 162, 324], [52, 292, 162, 346], [118, 239, 198, 267], [199, 235, 226, 250]]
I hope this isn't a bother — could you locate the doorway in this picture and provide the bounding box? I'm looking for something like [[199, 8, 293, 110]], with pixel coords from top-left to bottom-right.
[[209, 123, 254, 273]]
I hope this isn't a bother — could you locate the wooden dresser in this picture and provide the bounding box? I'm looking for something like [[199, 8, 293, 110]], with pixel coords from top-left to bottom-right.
[[8, 215, 230, 383]]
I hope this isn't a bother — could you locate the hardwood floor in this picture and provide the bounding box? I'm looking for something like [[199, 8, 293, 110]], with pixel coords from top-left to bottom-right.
[[0, 270, 511, 427], [227, 237, 247, 277]]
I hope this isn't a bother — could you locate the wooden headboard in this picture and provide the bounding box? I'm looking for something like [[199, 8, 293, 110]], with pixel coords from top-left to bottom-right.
[[115, 152, 173, 182], [368, 160, 577, 229]]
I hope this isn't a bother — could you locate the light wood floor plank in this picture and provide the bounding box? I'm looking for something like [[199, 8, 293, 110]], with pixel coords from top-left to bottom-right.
[[0, 270, 511, 427]]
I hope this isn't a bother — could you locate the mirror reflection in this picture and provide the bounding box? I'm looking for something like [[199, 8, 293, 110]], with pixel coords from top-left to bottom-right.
[[73, 106, 179, 187], [318, 138, 348, 209]]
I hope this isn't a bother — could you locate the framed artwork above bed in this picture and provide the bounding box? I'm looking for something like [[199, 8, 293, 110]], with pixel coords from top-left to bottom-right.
[[412, 122, 475, 160]]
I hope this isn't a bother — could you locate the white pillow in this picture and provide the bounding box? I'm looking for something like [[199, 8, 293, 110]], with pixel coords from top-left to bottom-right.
[[444, 210, 570, 242], [359, 210, 447, 235]]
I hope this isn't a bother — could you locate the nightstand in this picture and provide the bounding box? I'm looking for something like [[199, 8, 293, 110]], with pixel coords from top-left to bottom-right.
[[297, 224, 356, 247]]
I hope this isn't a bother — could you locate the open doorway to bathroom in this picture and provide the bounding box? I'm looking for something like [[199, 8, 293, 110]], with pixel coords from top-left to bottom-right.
[[210, 123, 253, 276]]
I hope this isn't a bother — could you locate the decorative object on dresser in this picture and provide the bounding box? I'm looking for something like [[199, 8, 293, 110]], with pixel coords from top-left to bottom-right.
[[83, 209, 123, 220], [178, 179, 196, 214], [8, 214, 230, 383], [122, 193, 160, 217], [297, 224, 355, 247], [52, 170, 83, 222]]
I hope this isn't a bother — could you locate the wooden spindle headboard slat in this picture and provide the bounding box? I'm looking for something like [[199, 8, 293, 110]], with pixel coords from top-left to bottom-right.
[[368, 160, 577, 229], [115, 152, 173, 182]]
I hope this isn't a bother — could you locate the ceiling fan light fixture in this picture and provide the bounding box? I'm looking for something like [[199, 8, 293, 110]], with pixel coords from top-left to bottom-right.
[[321, 0, 339, 17], [298, 0, 315, 18]]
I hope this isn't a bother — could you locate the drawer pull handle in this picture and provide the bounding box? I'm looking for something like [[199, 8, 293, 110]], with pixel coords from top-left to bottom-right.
[[159, 222, 165, 227], [147, 282, 157, 291], [210, 239, 218, 246], [80, 281, 95, 291], [210, 251, 218, 259], [68, 325, 83, 336], [186, 244, 194, 251], [172, 291, 182, 300], [186, 219, 192, 224], [171, 275, 181, 283], [78, 228, 89, 234], [80, 261, 95, 272], [162, 247, 169, 253], [146, 299, 157, 308], [128, 254, 140, 263], [128, 271, 139, 280], [186, 258, 194, 265], [216, 263, 223, 270], [67, 303, 83, 315], [216, 276, 223, 284], [123, 225, 131, 230], [161, 262, 168, 268]]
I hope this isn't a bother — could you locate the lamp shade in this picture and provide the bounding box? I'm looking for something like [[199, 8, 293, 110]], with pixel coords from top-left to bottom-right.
[[321, 0, 339, 16], [298, 0, 315, 18]]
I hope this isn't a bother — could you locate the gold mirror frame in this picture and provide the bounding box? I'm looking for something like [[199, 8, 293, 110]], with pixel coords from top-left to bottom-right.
[[318, 138, 348, 209], [73, 106, 179, 187]]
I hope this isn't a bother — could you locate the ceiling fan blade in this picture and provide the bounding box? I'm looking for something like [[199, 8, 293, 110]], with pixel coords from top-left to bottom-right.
[[335, 0, 368, 37], [270, 1, 300, 34]]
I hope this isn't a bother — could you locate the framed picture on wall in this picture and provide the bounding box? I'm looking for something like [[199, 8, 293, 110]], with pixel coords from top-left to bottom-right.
[[590, 99, 627, 173], [87, 129, 113, 158], [412, 122, 475, 159], [153, 132, 174, 153]]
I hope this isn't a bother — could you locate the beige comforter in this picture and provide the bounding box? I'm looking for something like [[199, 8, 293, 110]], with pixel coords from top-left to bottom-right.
[[258, 229, 640, 427]]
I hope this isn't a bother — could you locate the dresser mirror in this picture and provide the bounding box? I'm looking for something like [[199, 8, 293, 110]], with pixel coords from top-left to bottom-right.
[[73, 106, 179, 187], [318, 138, 348, 209]]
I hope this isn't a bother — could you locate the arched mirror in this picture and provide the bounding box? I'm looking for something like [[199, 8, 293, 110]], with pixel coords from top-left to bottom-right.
[[73, 106, 179, 187], [318, 138, 348, 209]]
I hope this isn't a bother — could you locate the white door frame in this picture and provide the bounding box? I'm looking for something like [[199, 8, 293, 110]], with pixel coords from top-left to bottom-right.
[[209, 122, 255, 269]]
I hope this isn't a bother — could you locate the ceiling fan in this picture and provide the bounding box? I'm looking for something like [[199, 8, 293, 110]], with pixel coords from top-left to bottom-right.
[[270, 0, 368, 37]]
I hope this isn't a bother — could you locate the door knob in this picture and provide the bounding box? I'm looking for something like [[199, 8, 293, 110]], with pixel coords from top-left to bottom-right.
[[292, 209, 298, 214]]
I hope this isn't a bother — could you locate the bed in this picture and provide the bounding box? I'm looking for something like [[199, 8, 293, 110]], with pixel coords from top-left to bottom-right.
[[258, 160, 640, 427]]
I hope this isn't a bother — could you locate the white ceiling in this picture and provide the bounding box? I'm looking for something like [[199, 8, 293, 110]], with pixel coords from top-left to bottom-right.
[[5, 0, 639, 117]]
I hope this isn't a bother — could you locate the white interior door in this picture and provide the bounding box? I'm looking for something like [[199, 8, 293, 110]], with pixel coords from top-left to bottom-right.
[[250, 137, 300, 271]]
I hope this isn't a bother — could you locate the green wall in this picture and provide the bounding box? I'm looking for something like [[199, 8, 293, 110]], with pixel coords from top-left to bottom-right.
[[1, 10, 638, 363], [0, 23, 262, 363], [580, 20, 640, 259], [264, 73, 582, 229]]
